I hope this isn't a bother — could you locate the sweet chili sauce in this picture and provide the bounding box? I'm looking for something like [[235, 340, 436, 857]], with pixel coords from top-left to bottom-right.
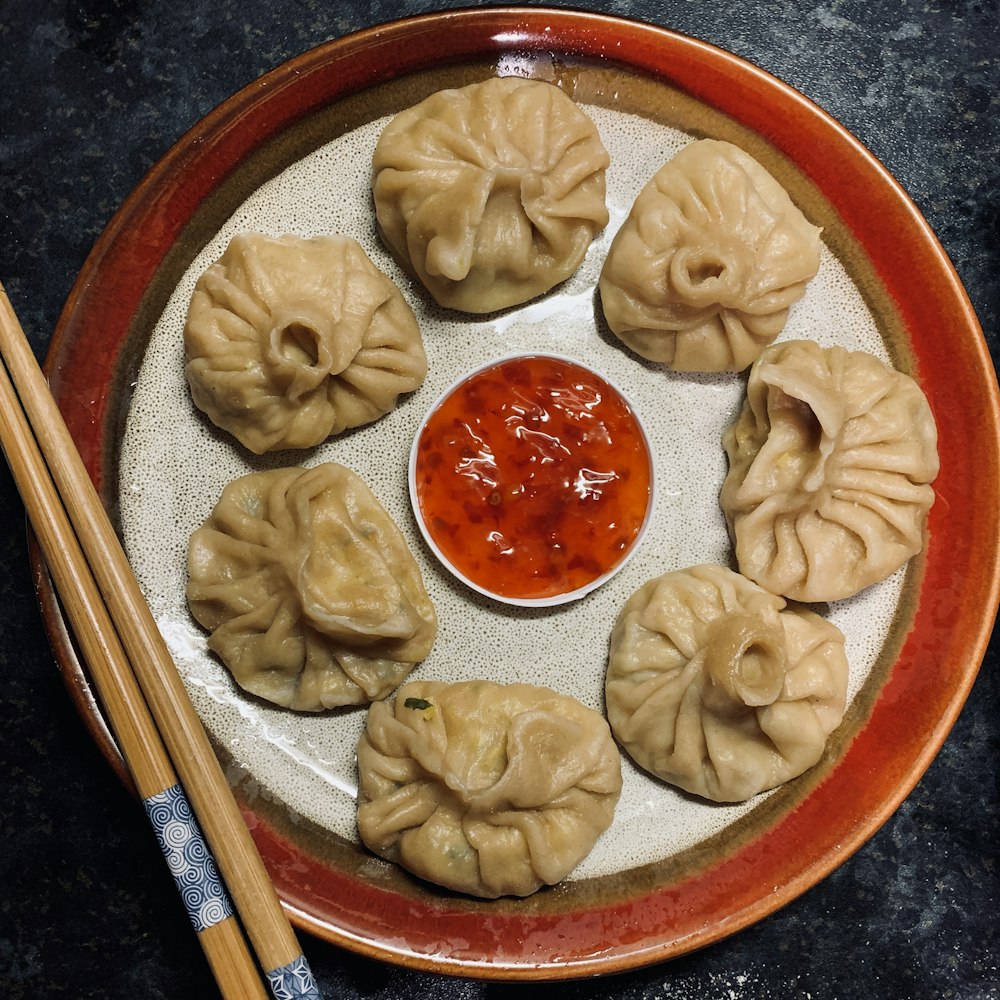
[[411, 354, 653, 603]]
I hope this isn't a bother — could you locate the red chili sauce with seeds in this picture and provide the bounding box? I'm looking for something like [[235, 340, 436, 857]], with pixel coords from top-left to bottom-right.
[[412, 355, 653, 602]]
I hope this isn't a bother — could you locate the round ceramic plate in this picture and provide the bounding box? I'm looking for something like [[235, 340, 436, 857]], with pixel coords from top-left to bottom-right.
[[35, 8, 1000, 980]]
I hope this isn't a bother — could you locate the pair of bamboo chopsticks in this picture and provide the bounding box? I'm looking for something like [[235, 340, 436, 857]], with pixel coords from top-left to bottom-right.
[[0, 282, 322, 1000]]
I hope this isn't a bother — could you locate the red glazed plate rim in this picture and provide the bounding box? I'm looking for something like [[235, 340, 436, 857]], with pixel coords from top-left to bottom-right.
[[33, 7, 1000, 980]]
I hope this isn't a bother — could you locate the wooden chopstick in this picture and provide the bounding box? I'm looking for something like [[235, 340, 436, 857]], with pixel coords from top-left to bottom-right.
[[0, 326, 268, 998], [0, 283, 321, 999]]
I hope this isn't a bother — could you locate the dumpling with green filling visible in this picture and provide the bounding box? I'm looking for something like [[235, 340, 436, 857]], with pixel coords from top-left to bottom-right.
[[356, 679, 622, 898]]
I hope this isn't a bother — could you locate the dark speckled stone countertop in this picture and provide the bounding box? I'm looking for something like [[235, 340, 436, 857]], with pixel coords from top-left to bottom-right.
[[1, 2, 997, 998]]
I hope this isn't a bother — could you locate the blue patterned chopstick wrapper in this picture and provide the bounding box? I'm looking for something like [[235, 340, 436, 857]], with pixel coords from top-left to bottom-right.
[[266, 956, 322, 1000], [143, 783, 234, 931], [144, 783, 322, 998]]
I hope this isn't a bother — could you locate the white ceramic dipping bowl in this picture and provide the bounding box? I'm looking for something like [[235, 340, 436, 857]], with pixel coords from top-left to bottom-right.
[[408, 352, 656, 608]]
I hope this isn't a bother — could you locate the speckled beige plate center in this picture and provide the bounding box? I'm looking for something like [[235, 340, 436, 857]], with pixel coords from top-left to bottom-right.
[[119, 75, 907, 877]]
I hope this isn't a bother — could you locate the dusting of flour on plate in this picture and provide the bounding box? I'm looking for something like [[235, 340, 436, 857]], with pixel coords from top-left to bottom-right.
[[118, 105, 903, 878]]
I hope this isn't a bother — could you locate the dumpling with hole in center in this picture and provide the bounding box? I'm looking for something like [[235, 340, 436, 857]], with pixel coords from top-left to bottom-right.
[[720, 339, 939, 602], [599, 139, 821, 371], [184, 232, 427, 454], [605, 564, 849, 802]]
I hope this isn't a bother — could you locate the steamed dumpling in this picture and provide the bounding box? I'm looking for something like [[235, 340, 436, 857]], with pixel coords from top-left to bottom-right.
[[187, 463, 437, 711], [372, 77, 610, 313], [599, 139, 821, 371], [184, 233, 427, 454], [357, 679, 622, 897], [721, 339, 939, 602], [605, 564, 849, 803]]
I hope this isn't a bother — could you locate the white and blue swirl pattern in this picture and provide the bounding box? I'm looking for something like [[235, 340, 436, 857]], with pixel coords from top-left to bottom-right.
[[267, 955, 322, 999], [143, 783, 234, 932]]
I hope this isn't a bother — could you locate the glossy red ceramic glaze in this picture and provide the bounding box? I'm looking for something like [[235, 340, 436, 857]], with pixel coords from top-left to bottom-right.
[[35, 7, 1000, 980], [413, 355, 652, 603]]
